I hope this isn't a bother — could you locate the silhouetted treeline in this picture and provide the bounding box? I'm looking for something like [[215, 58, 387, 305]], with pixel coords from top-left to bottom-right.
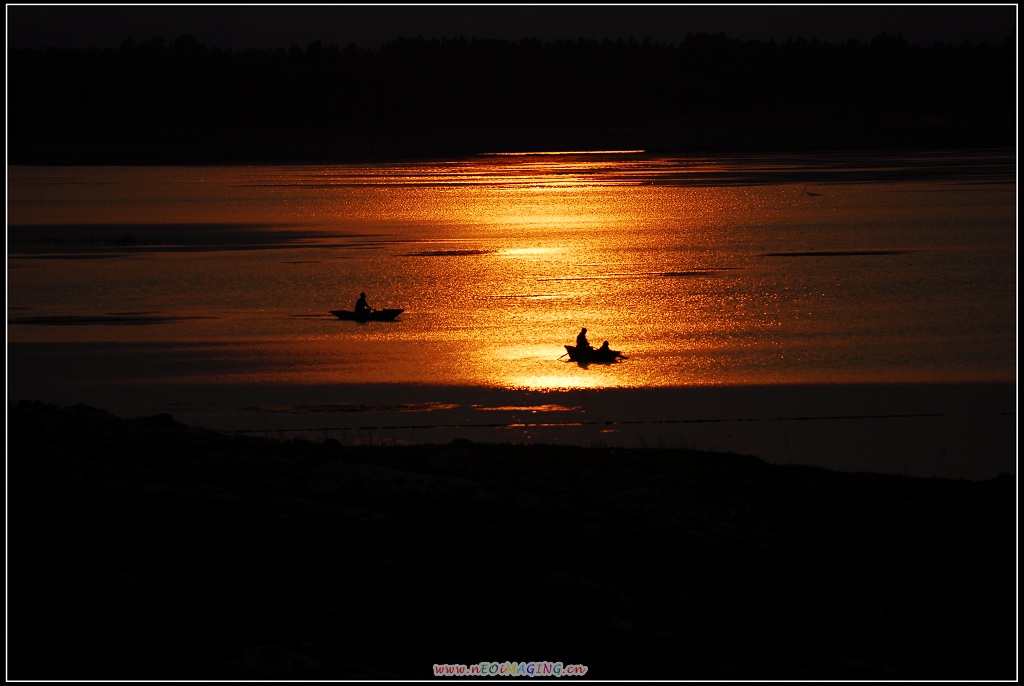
[[8, 33, 1016, 163]]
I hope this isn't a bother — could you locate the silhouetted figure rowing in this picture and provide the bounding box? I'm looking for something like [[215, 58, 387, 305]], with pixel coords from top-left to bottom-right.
[[355, 292, 372, 315], [576, 327, 592, 351]]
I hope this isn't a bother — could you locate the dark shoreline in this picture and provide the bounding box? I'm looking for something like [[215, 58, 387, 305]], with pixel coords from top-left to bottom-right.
[[8, 33, 1014, 166], [9, 400, 1016, 679], [8, 131, 1015, 168]]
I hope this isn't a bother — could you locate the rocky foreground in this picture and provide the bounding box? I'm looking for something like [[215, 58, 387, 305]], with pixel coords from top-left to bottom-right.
[[8, 401, 1017, 680]]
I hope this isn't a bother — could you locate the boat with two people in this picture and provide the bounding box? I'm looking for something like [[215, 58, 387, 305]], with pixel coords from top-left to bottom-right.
[[564, 327, 626, 363]]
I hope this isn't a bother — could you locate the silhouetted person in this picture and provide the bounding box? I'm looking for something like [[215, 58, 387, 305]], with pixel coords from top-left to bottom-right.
[[599, 340, 611, 353], [576, 327, 592, 351], [355, 292, 371, 314]]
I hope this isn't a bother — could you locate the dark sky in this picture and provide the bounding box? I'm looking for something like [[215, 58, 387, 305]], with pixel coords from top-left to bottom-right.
[[6, 4, 1017, 51]]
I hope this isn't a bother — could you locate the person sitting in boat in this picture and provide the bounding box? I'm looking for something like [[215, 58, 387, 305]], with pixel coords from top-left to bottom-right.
[[598, 340, 611, 353], [355, 292, 372, 314], [576, 327, 592, 351]]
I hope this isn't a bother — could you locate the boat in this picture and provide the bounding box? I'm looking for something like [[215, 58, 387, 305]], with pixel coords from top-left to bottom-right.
[[330, 308, 404, 321], [564, 344, 625, 363]]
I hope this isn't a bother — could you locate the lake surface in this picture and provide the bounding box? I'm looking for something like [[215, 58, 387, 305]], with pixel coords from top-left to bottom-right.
[[6, 150, 1017, 477]]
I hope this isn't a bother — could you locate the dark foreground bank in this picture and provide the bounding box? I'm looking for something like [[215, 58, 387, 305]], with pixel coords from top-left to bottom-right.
[[8, 401, 1017, 680]]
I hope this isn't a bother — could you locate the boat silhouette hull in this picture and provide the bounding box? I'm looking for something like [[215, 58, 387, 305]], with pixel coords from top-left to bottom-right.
[[330, 308, 404, 321], [564, 345, 624, 363]]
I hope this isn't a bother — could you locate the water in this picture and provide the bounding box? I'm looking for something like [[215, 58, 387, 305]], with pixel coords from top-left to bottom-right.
[[8, 151, 1016, 385], [6, 150, 1017, 477]]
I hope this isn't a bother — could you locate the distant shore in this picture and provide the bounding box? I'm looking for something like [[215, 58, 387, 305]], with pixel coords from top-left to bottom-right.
[[8, 34, 1014, 166], [9, 400, 1017, 679], [7, 123, 1015, 167]]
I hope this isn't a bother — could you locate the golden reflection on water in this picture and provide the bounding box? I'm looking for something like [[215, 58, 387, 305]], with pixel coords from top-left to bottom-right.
[[390, 161, 735, 390], [7, 155, 1017, 392]]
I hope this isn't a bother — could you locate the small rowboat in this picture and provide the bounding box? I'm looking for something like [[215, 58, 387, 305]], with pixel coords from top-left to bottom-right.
[[330, 308, 404, 321], [564, 344, 625, 363]]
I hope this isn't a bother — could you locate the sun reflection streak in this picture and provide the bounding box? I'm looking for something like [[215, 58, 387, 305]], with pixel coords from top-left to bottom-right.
[[481, 150, 648, 156], [497, 247, 559, 257]]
